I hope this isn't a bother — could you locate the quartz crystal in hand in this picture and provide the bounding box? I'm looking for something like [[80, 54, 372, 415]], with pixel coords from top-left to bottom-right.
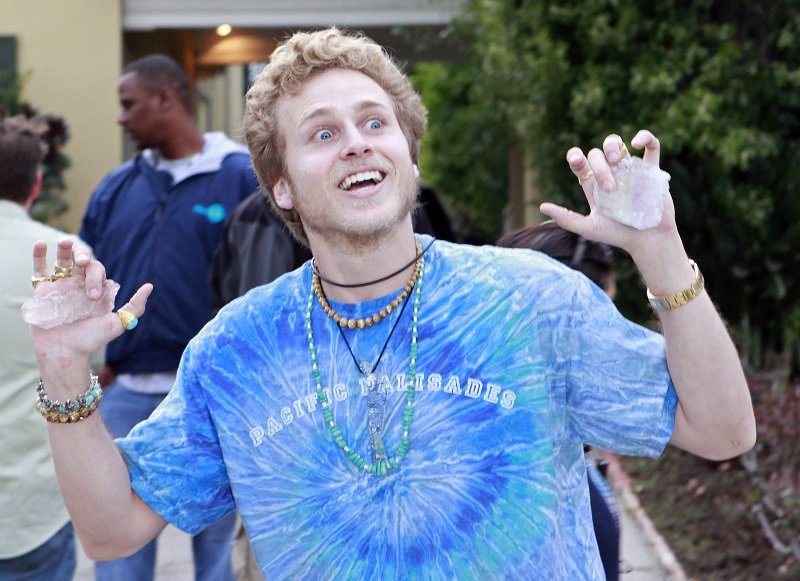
[[21, 277, 120, 329], [592, 156, 671, 230]]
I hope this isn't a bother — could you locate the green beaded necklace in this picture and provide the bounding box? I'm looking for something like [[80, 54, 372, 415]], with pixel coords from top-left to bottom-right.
[[304, 256, 424, 478]]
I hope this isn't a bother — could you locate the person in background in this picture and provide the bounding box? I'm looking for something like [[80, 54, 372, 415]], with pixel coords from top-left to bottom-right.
[[79, 54, 258, 581], [28, 28, 754, 578], [413, 185, 458, 243], [210, 184, 455, 314], [210, 190, 311, 313], [497, 221, 621, 580], [208, 188, 308, 581], [0, 118, 82, 580]]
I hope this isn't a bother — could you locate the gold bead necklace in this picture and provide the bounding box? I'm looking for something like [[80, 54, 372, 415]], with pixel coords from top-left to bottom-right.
[[312, 242, 423, 329]]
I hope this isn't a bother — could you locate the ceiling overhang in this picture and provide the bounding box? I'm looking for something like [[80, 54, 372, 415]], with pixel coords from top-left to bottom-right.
[[123, 0, 464, 31]]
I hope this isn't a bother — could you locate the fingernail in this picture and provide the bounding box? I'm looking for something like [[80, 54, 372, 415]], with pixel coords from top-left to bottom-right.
[[89, 288, 100, 299], [603, 180, 614, 191], [76, 253, 89, 262], [608, 152, 619, 164]]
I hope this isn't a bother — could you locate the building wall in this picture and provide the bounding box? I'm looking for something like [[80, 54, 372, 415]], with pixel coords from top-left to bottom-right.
[[1, 0, 123, 232]]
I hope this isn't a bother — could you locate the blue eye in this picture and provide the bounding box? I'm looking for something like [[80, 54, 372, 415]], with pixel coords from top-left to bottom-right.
[[367, 119, 382, 130], [315, 129, 333, 141]]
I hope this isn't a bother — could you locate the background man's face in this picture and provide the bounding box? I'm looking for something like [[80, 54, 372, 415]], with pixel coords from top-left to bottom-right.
[[117, 72, 162, 151]]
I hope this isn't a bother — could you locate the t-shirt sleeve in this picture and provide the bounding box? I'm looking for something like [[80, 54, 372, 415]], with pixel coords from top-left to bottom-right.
[[559, 273, 678, 457], [115, 344, 235, 534]]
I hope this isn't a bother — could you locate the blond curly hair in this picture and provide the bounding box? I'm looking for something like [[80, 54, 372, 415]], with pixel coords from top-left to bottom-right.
[[243, 27, 428, 246]]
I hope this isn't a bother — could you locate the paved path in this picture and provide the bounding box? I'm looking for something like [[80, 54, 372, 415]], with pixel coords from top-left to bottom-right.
[[75, 459, 684, 580], [608, 454, 687, 580]]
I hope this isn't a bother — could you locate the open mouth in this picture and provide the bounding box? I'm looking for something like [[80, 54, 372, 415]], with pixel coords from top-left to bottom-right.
[[338, 170, 385, 191]]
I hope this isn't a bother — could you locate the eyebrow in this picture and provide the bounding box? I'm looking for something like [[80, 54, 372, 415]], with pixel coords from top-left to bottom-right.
[[297, 99, 392, 128]]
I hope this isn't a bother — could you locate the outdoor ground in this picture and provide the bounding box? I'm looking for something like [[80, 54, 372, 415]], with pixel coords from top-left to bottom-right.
[[622, 448, 798, 580]]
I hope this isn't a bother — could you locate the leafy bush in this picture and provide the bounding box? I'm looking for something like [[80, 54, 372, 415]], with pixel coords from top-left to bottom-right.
[[412, 62, 511, 243], [424, 0, 800, 368], [742, 367, 800, 565]]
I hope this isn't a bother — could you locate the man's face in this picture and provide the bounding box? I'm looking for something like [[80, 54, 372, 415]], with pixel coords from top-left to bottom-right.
[[273, 68, 418, 247], [117, 72, 162, 150]]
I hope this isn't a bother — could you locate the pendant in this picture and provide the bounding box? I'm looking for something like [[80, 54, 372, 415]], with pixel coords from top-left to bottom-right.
[[363, 360, 389, 462], [305, 250, 425, 477]]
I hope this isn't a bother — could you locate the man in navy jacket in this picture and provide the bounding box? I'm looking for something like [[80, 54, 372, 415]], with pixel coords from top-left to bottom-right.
[[79, 54, 256, 581]]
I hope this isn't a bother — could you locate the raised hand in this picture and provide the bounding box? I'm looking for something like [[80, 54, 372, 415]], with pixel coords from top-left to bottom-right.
[[540, 129, 678, 253], [27, 238, 152, 363]]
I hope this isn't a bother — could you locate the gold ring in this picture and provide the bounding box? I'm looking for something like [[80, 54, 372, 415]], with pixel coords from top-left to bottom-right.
[[31, 275, 51, 288], [53, 264, 73, 276], [619, 143, 630, 159], [49, 271, 72, 282], [578, 170, 594, 186], [117, 310, 139, 331]]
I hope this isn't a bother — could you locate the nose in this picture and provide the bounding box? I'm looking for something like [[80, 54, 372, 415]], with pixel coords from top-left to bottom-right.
[[340, 126, 372, 159], [116, 111, 127, 126]]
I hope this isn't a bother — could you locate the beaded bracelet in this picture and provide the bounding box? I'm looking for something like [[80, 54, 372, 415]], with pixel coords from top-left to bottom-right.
[[36, 373, 103, 423]]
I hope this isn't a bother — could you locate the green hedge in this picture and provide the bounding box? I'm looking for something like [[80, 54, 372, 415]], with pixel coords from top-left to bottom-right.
[[416, 0, 800, 369]]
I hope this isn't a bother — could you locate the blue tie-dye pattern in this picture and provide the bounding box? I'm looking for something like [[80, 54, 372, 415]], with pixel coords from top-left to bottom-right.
[[118, 235, 677, 579]]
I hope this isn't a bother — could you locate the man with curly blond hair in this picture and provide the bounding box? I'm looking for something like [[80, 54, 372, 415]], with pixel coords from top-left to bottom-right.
[[29, 27, 754, 578]]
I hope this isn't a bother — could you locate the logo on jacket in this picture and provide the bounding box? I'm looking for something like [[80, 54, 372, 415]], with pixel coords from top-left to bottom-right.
[[192, 203, 227, 223]]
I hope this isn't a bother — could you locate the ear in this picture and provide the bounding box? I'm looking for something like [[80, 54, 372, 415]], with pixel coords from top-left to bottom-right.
[[156, 87, 175, 112], [273, 178, 295, 210], [413, 164, 420, 179], [23, 172, 43, 211]]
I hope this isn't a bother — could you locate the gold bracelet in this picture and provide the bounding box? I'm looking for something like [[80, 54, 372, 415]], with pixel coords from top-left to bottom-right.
[[647, 260, 705, 311], [35, 373, 103, 423]]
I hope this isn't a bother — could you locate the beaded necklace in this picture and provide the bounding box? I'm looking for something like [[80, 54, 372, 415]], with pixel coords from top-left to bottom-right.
[[305, 255, 424, 478], [312, 240, 422, 329]]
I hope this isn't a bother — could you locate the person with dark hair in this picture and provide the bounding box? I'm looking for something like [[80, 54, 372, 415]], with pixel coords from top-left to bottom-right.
[[210, 190, 311, 313], [28, 29, 754, 579], [0, 118, 82, 579], [210, 185, 454, 316], [124, 54, 195, 114], [413, 185, 458, 242], [78, 53, 258, 581], [497, 221, 616, 297], [498, 221, 622, 580]]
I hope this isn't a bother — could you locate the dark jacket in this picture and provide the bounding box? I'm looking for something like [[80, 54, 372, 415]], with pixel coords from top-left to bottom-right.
[[80, 145, 258, 374], [210, 191, 311, 312]]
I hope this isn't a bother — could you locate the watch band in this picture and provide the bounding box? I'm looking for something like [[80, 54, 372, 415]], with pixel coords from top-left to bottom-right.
[[647, 260, 705, 310]]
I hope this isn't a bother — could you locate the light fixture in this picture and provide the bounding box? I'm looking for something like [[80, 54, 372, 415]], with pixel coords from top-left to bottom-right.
[[216, 24, 232, 37]]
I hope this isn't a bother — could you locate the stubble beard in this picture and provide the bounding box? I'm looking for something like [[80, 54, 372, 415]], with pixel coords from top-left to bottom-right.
[[293, 176, 418, 251]]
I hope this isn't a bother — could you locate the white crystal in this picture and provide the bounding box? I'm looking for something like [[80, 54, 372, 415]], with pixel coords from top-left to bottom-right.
[[592, 156, 670, 230], [21, 277, 120, 329]]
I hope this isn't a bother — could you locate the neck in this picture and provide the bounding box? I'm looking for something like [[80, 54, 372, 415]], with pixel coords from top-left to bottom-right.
[[308, 220, 418, 303], [158, 123, 205, 160]]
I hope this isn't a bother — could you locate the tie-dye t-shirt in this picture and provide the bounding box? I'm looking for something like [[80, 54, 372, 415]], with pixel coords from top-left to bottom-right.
[[119, 236, 677, 579]]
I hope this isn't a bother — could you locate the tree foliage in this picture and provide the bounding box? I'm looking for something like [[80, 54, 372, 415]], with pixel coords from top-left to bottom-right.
[[428, 0, 800, 368], [412, 62, 511, 242]]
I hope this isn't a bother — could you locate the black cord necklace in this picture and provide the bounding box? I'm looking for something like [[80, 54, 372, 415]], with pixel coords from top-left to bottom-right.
[[314, 237, 436, 289], [335, 280, 414, 375], [333, 280, 416, 462]]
